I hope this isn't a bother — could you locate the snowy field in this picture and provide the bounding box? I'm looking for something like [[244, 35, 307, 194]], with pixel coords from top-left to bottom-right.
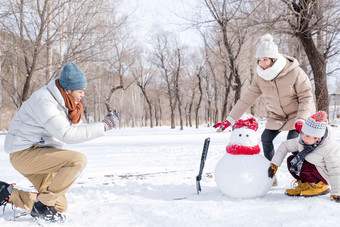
[[1, 121, 340, 226]]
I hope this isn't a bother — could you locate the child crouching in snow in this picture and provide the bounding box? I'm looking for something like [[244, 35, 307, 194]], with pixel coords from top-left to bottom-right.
[[267, 111, 340, 202]]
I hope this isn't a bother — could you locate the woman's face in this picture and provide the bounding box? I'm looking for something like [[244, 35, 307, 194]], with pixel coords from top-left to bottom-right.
[[257, 57, 273, 70]]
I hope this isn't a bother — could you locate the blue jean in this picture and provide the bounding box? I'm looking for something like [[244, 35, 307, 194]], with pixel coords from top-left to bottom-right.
[[261, 129, 299, 161]]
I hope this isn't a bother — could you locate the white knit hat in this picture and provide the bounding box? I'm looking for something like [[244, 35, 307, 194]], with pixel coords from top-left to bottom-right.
[[255, 34, 281, 59], [301, 111, 328, 137]]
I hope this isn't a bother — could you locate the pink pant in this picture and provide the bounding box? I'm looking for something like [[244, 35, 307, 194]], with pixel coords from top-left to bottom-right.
[[287, 155, 327, 184]]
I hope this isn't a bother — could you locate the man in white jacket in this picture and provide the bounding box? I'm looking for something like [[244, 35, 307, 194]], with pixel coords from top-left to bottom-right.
[[0, 62, 119, 222], [267, 111, 340, 203]]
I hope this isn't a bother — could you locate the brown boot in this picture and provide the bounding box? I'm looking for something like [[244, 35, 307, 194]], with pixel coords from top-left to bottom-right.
[[285, 180, 311, 196], [300, 181, 330, 197]]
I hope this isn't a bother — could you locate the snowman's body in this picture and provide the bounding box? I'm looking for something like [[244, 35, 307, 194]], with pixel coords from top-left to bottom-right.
[[214, 122, 273, 199]]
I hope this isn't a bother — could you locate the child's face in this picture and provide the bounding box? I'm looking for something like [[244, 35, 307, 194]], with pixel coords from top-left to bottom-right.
[[301, 133, 322, 145]]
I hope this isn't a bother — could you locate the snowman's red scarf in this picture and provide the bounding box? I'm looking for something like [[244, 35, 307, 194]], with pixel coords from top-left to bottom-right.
[[226, 144, 261, 155]]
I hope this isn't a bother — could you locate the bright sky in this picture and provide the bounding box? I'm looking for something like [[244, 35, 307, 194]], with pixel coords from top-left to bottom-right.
[[123, 0, 203, 47]]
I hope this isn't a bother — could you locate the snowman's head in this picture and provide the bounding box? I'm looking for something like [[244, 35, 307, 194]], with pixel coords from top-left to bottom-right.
[[229, 127, 258, 146], [229, 118, 259, 146]]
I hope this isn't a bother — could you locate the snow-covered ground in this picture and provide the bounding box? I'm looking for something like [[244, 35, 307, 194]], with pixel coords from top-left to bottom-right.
[[1, 121, 340, 226]]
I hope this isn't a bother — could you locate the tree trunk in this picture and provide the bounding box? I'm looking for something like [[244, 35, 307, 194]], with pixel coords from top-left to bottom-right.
[[221, 71, 232, 121], [207, 56, 219, 123], [282, 0, 329, 114], [174, 48, 183, 130], [177, 98, 183, 130], [188, 91, 195, 127], [297, 33, 328, 113], [196, 73, 203, 128], [154, 105, 159, 127], [170, 107, 176, 129], [22, 69, 33, 103], [207, 99, 211, 126], [158, 98, 162, 126], [46, 0, 52, 83], [105, 85, 123, 112], [249, 64, 256, 116], [138, 84, 153, 128], [184, 104, 188, 127], [144, 108, 148, 127]]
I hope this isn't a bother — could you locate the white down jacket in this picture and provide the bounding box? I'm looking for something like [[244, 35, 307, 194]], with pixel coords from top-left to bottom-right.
[[4, 79, 105, 154], [271, 126, 340, 195]]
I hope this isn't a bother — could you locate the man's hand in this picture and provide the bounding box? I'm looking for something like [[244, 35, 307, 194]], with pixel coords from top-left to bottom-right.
[[295, 120, 304, 133], [268, 163, 278, 178], [213, 120, 231, 131], [330, 195, 340, 203], [102, 111, 120, 131]]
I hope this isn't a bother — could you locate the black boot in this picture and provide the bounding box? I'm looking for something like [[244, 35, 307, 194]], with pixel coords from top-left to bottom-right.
[[0, 181, 13, 207], [31, 201, 66, 223]]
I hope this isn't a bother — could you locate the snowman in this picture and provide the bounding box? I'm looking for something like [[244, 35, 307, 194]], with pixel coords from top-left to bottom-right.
[[214, 118, 273, 199]]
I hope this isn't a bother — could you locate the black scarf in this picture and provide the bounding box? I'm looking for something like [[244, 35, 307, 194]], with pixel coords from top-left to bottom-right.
[[289, 128, 328, 176]]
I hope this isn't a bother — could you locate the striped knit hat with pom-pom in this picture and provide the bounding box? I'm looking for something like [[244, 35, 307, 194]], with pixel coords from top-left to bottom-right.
[[301, 111, 328, 137], [255, 34, 281, 59]]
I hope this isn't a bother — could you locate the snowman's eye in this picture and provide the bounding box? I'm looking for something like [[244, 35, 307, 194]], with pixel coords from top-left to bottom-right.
[[246, 134, 249, 137], [239, 134, 242, 137]]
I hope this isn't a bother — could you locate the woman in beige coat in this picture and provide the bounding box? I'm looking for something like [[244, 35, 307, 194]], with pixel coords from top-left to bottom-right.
[[268, 111, 340, 202], [214, 34, 315, 169]]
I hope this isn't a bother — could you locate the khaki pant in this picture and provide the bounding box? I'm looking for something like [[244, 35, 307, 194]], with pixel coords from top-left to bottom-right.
[[9, 146, 87, 212]]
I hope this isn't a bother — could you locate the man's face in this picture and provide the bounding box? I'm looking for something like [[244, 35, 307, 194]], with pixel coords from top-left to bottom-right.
[[301, 133, 322, 145], [65, 89, 85, 104]]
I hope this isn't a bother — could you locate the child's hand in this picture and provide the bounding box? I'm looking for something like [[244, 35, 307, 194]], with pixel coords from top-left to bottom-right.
[[268, 163, 278, 178], [330, 195, 340, 203]]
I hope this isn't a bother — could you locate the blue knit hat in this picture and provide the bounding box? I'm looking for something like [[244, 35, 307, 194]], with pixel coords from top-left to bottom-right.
[[59, 62, 87, 90]]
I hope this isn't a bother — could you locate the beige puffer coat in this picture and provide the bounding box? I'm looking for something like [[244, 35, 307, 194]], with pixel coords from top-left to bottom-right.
[[228, 55, 315, 131], [271, 126, 340, 195]]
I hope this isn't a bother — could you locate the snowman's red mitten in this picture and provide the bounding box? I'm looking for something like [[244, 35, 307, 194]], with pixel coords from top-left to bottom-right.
[[213, 120, 231, 131], [268, 163, 278, 178], [330, 195, 340, 203]]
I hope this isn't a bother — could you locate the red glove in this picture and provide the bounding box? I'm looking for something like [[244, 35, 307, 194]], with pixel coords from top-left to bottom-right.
[[213, 120, 231, 131], [295, 121, 304, 132]]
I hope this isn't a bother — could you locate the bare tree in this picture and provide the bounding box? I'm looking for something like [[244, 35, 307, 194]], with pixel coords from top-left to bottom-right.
[[0, 0, 128, 108], [202, 0, 248, 120], [195, 68, 204, 129], [151, 32, 180, 129], [102, 32, 139, 114], [135, 65, 155, 128], [184, 74, 197, 127], [173, 48, 184, 130], [202, 41, 220, 124], [202, 68, 214, 126], [155, 97, 162, 126], [280, 0, 340, 113]]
